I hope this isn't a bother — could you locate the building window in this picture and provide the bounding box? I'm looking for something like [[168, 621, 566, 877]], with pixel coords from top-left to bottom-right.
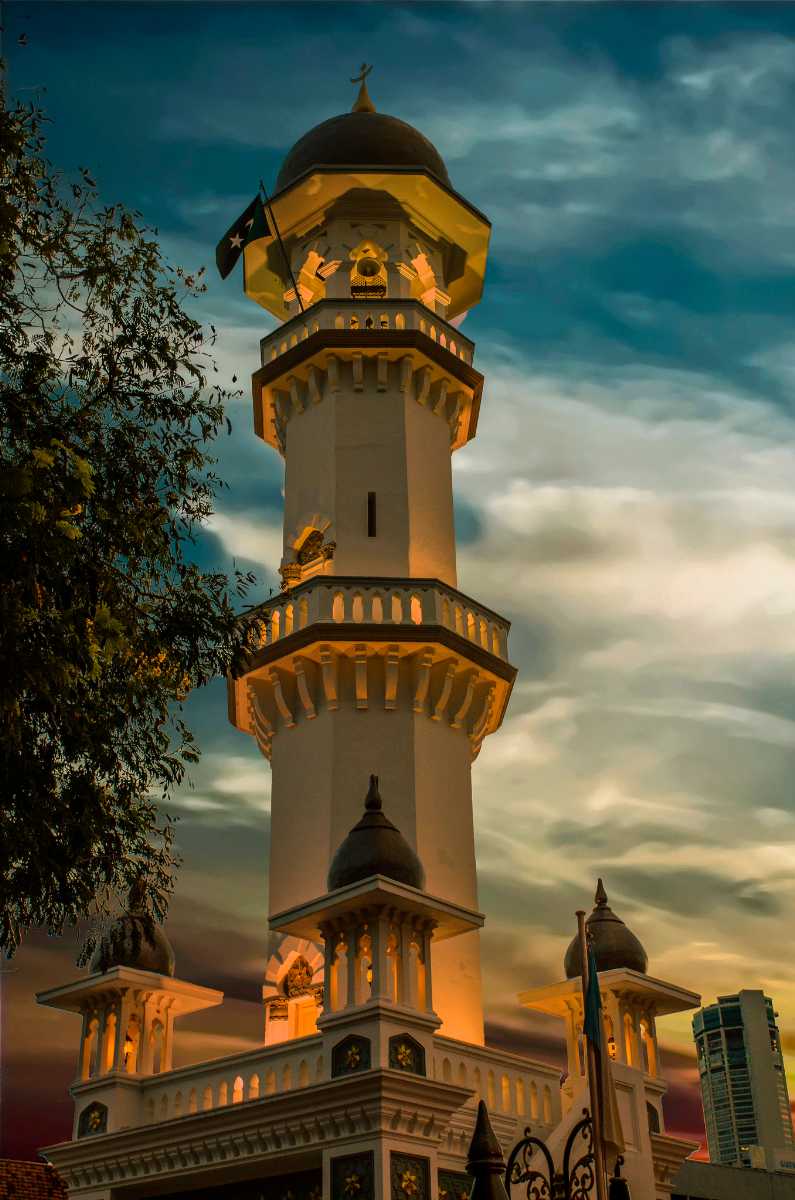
[[367, 492, 376, 538]]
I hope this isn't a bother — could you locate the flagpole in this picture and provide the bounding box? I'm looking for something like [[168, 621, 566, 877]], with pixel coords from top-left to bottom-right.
[[578, 909, 609, 1200], [259, 178, 305, 314]]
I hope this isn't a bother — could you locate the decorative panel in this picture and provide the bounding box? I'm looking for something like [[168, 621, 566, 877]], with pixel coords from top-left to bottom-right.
[[77, 1100, 107, 1138], [388, 1032, 426, 1076], [390, 1153, 430, 1200], [332, 1151, 375, 1200], [331, 1033, 371, 1077], [438, 1170, 470, 1200]]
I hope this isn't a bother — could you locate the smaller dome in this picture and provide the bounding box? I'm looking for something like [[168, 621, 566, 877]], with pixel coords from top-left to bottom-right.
[[564, 879, 648, 979], [90, 880, 175, 977], [327, 776, 425, 892]]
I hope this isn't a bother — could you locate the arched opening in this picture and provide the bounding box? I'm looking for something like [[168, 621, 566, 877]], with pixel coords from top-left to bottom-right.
[[624, 1012, 634, 1066], [395, 312, 405, 330], [543, 1085, 552, 1123], [150, 1019, 164, 1075], [458, 1062, 468, 1086], [248, 1073, 260, 1100], [284, 603, 294, 636], [159, 1094, 168, 1120], [357, 933, 373, 1004], [387, 929, 400, 1003], [516, 1078, 526, 1115], [282, 1063, 292, 1092], [450, 340, 457, 356], [335, 313, 344, 329], [491, 627, 501, 656], [430, 325, 437, 341], [301, 324, 309, 340], [487, 1071, 496, 1108], [441, 597, 450, 627], [81, 1017, 99, 1079], [298, 596, 309, 629], [443, 1058, 452, 1083], [188, 1088, 197, 1114], [466, 611, 476, 641], [473, 1067, 482, 1101], [174, 1091, 183, 1117], [454, 605, 464, 635], [316, 1056, 324, 1080], [391, 594, 403, 622], [299, 1060, 309, 1088], [349, 314, 359, 329], [440, 332, 447, 348], [102, 1011, 117, 1073], [123, 1015, 140, 1074], [232, 1075, 244, 1104], [271, 608, 281, 640], [410, 595, 422, 624], [379, 313, 389, 328], [145, 1097, 156, 1123], [352, 593, 364, 623], [371, 594, 383, 623], [647, 1101, 661, 1133], [218, 1081, 228, 1106], [202, 1085, 212, 1111], [265, 1069, 277, 1095], [640, 1018, 656, 1075], [289, 334, 297, 348], [419, 318, 426, 333], [530, 1081, 539, 1118], [479, 617, 489, 648], [501, 1074, 511, 1112], [332, 592, 345, 622]]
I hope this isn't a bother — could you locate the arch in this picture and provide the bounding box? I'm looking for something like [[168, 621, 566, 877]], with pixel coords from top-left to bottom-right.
[[351, 593, 364, 623], [473, 1067, 482, 1101], [159, 1093, 168, 1120], [149, 1018, 165, 1075], [450, 340, 457, 356], [530, 1081, 539, 1118], [280, 340, 287, 355], [640, 1018, 657, 1076], [174, 1090, 183, 1117], [202, 1085, 212, 1111], [516, 1078, 526, 1115], [332, 592, 345, 623], [145, 1096, 156, 1123], [248, 1073, 260, 1100], [271, 608, 281, 640], [218, 1080, 228, 1106], [81, 1017, 99, 1079], [646, 1101, 661, 1134], [335, 313, 344, 329], [364, 314, 374, 330], [102, 1011, 117, 1073], [284, 603, 294, 636], [298, 595, 309, 629], [371, 594, 383, 623], [391, 593, 403, 623], [301, 324, 309, 340], [316, 1055, 324, 1081], [624, 1012, 634, 1066], [232, 1075, 244, 1104], [501, 1074, 511, 1112], [282, 1063, 292, 1091], [542, 1084, 552, 1123], [289, 334, 297, 348], [487, 1070, 496, 1109], [410, 594, 422, 625], [270, 346, 277, 361], [265, 1069, 277, 1095], [440, 332, 447, 348], [454, 604, 464, 635], [430, 325, 437, 341], [396, 312, 406, 330], [458, 1062, 468, 1086], [312, 321, 320, 334], [443, 1058, 452, 1083], [479, 617, 489, 648], [349, 314, 359, 329], [299, 1059, 310, 1088], [188, 1087, 197, 1114], [379, 313, 389, 329], [419, 318, 426, 333], [466, 611, 476, 641], [491, 627, 502, 656]]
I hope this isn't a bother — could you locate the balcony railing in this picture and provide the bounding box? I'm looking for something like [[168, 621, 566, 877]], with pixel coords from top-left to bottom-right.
[[260, 300, 475, 369], [140, 1034, 323, 1126], [249, 576, 510, 662]]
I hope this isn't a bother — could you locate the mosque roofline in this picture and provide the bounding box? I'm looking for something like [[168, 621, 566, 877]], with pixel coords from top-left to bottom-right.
[[518, 969, 701, 1018], [37, 966, 223, 1014], [268, 164, 491, 231], [269, 873, 484, 943]]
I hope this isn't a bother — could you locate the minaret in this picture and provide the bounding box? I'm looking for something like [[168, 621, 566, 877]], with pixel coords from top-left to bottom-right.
[[228, 76, 515, 1044]]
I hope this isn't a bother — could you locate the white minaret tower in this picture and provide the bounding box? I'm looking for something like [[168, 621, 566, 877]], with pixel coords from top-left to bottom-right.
[[227, 73, 514, 1046]]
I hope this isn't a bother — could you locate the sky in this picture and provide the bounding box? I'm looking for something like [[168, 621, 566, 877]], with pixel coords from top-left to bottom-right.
[[4, 0, 795, 1165]]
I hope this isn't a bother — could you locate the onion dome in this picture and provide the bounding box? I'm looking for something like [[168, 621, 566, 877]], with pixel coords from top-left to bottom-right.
[[564, 879, 648, 979], [275, 72, 451, 193], [327, 775, 425, 892], [90, 878, 175, 977]]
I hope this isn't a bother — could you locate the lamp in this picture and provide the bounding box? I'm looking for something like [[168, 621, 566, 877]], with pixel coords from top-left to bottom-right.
[[608, 1157, 630, 1200]]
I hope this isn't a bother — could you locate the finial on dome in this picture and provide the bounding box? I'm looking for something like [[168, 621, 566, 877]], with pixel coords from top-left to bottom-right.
[[350, 62, 376, 113], [365, 774, 382, 811], [595, 877, 608, 908]]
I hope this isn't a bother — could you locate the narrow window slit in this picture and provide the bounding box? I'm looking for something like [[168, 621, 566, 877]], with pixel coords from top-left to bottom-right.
[[367, 491, 377, 538]]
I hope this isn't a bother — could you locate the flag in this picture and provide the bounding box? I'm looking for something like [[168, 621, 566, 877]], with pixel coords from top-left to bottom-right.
[[584, 943, 625, 1161], [215, 195, 272, 280]]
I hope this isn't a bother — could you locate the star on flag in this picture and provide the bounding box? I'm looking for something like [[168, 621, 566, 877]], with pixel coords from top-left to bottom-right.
[[215, 196, 272, 280]]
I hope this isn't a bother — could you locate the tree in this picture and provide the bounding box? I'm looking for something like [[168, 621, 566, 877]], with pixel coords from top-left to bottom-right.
[[0, 89, 256, 956]]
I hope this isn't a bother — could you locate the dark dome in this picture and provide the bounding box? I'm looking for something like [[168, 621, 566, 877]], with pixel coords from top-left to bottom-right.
[[327, 775, 425, 892], [90, 881, 175, 977], [276, 109, 451, 194], [564, 879, 648, 979]]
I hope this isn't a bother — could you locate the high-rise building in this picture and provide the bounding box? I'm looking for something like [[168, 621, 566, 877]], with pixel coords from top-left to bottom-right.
[[694, 990, 794, 1170]]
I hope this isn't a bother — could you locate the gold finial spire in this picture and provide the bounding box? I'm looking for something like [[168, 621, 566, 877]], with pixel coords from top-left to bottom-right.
[[350, 62, 375, 113]]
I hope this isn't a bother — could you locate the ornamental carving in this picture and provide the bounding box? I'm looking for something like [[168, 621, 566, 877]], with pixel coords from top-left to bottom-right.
[[331, 1033, 371, 1078], [438, 1171, 470, 1200], [77, 1101, 107, 1138], [284, 955, 314, 997], [390, 1153, 429, 1200], [388, 1032, 425, 1076], [332, 1151, 374, 1200]]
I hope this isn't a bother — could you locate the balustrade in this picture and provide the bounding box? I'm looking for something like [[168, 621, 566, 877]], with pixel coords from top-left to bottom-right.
[[431, 1039, 559, 1127], [251, 577, 509, 661], [260, 300, 474, 368]]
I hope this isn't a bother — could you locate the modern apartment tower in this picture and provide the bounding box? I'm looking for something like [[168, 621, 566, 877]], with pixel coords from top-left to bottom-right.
[[694, 990, 794, 1170]]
